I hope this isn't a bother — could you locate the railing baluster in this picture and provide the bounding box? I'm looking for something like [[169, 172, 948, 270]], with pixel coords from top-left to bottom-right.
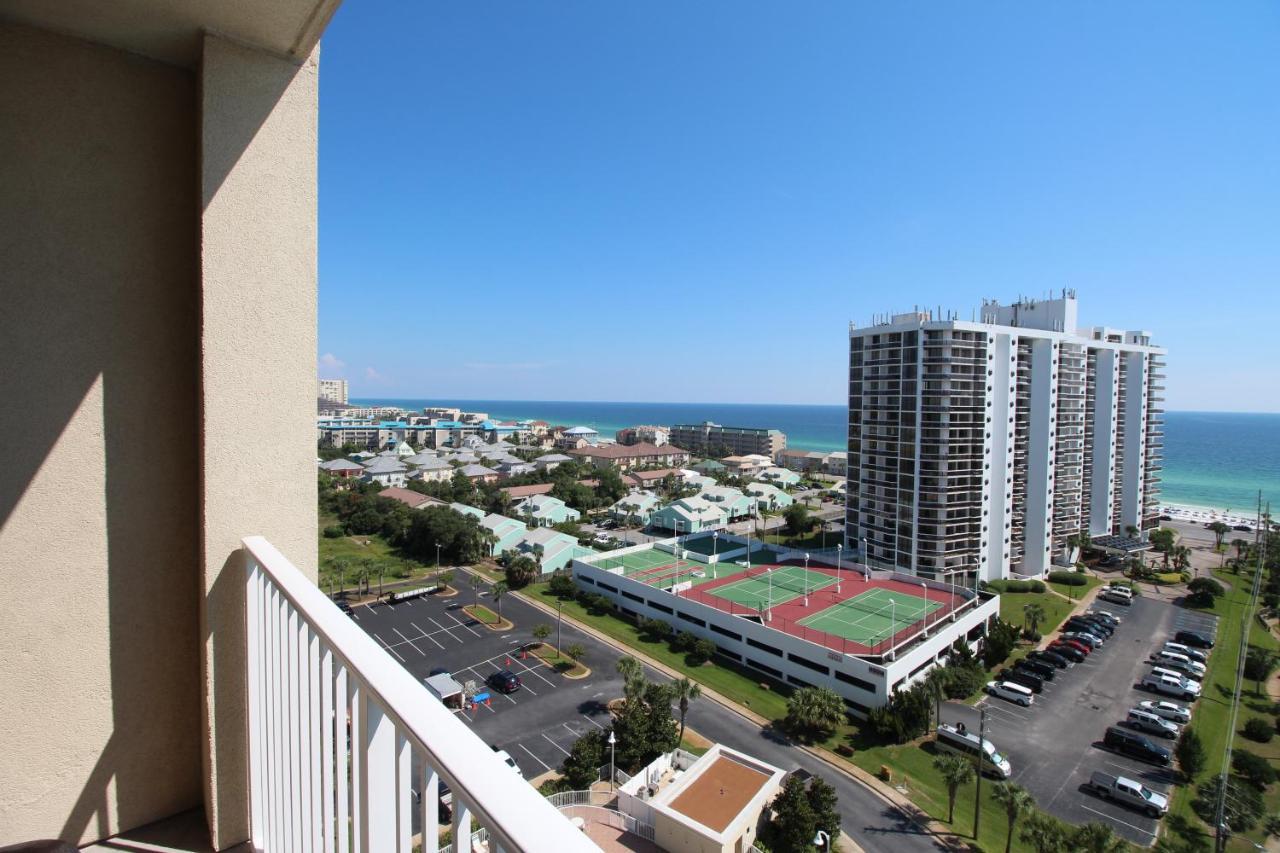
[[360, 692, 396, 852], [349, 679, 362, 853], [452, 799, 473, 853], [321, 648, 335, 853], [336, 665, 350, 853], [247, 562, 265, 845], [288, 607, 301, 851], [396, 733, 411, 851], [298, 621, 313, 852], [420, 761, 439, 853], [309, 626, 323, 851], [272, 587, 286, 851]]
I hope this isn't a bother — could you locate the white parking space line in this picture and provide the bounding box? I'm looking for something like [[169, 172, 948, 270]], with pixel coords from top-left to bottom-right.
[[445, 610, 483, 638], [372, 633, 406, 663], [581, 714, 606, 730], [406, 621, 447, 650], [541, 733, 572, 757], [1079, 805, 1157, 837], [562, 723, 582, 739], [514, 659, 557, 687], [426, 617, 464, 644], [518, 744, 553, 772], [393, 627, 429, 656]]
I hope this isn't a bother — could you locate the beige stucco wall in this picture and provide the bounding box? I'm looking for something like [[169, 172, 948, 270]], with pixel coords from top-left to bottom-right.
[[0, 23, 203, 845], [199, 33, 319, 848]]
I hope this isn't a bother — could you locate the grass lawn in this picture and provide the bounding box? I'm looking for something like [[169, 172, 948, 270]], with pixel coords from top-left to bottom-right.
[[527, 642, 588, 676], [1166, 567, 1279, 852], [762, 529, 839, 551], [318, 515, 434, 591], [998, 590, 1076, 634], [522, 583, 792, 720], [463, 603, 506, 627], [1047, 573, 1102, 599]]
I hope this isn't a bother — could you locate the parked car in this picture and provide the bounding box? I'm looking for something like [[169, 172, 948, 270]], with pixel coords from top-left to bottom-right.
[[1085, 771, 1169, 818], [1048, 642, 1086, 663], [490, 746, 523, 778], [986, 681, 1034, 707], [1233, 524, 1252, 532], [1014, 658, 1056, 681], [1162, 642, 1208, 664], [1174, 630, 1214, 649], [1064, 621, 1109, 642], [1086, 610, 1121, 627], [1076, 615, 1115, 636], [1150, 666, 1201, 692], [1028, 649, 1072, 669], [1099, 587, 1133, 606], [1126, 708, 1180, 739], [1141, 672, 1200, 701], [334, 598, 353, 615], [488, 670, 522, 694], [1151, 650, 1206, 679], [1103, 726, 1172, 766], [1137, 699, 1192, 725], [935, 723, 1013, 778], [998, 668, 1044, 693], [1057, 636, 1095, 654]]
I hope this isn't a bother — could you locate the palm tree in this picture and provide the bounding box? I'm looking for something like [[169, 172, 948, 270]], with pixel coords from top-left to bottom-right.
[[334, 558, 351, 595], [1232, 537, 1248, 561], [470, 574, 484, 609], [1124, 524, 1140, 539], [672, 678, 702, 745], [922, 667, 952, 729], [1173, 545, 1191, 572], [931, 753, 973, 824], [991, 782, 1034, 853], [1208, 520, 1230, 550], [1072, 822, 1126, 853], [1022, 602, 1046, 635], [1019, 812, 1071, 853], [616, 656, 645, 703], [491, 581, 508, 622]]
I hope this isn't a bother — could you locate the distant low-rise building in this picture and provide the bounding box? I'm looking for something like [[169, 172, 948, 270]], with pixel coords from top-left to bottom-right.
[[616, 425, 670, 446], [696, 486, 756, 521], [360, 456, 408, 488], [744, 481, 794, 511], [407, 457, 453, 483], [650, 496, 728, 533], [458, 463, 499, 484], [512, 494, 580, 527], [720, 454, 773, 477], [758, 467, 801, 487], [534, 453, 575, 472], [495, 460, 536, 479], [317, 378, 349, 404], [480, 513, 528, 556], [777, 448, 846, 476], [670, 422, 786, 458], [377, 487, 445, 511], [450, 502, 486, 521], [568, 441, 691, 472], [555, 425, 600, 448], [318, 458, 364, 479], [514, 527, 590, 574], [622, 468, 681, 491]]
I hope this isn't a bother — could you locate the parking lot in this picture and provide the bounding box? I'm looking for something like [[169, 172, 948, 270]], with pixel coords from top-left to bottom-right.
[[348, 580, 627, 781], [943, 593, 1218, 845]]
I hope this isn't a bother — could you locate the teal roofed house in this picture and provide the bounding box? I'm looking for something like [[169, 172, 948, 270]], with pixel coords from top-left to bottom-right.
[[650, 496, 728, 533], [745, 481, 795, 511], [697, 485, 756, 521], [449, 502, 486, 521], [480, 513, 527, 556], [512, 494, 580, 527], [608, 491, 660, 525], [515, 527, 593, 574], [758, 466, 802, 487]]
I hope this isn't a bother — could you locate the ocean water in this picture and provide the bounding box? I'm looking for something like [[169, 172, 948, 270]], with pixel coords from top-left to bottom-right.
[[355, 398, 1280, 512]]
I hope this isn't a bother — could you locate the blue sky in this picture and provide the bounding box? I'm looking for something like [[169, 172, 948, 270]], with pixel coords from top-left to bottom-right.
[[318, 2, 1279, 410]]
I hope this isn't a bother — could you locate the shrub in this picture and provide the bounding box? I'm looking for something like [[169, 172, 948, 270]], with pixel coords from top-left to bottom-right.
[[1231, 749, 1277, 788], [548, 571, 577, 599], [835, 744, 854, 757], [1048, 570, 1087, 586], [639, 618, 671, 642], [322, 525, 345, 538], [1242, 717, 1274, 743], [671, 630, 697, 653], [687, 638, 717, 666], [1187, 577, 1226, 598], [987, 578, 1047, 594]]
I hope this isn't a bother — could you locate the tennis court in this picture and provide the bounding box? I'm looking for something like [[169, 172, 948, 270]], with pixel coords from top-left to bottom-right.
[[797, 587, 941, 645], [708, 565, 839, 609]]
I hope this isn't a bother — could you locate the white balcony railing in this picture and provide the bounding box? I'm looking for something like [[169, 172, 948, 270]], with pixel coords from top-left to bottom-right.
[[244, 536, 600, 853]]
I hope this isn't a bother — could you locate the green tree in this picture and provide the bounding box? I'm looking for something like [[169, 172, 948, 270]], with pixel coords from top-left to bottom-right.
[[1019, 811, 1073, 853], [783, 503, 813, 537], [566, 643, 586, 666], [1072, 822, 1127, 853], [672, 678, 702, 745], [1193, 775, 1264, 833], [931, 753, 974, 824], [1022, 602, 1046, 635], [611, 681, 678, 770], [982, 619, 1021, 668], [596, 466, 627, 503], [784, 686, 845, 742], [806, 776, 841, 846], [532, 623, 551, 647], [1231, 538, 1249, 561], [469, 574, 484, 609], [1243, 646, 1277, 695], [767, 775, 817, 853], [1207, 521, 1230, 549], [490, 581, 508, 621], [437, 569, 454, 590], [616, 655, 646, 703], [1175, 728, 1207, 781], [991, 782, 1035, 853], [923, 666, 952, 728], [1263, 815, 1280, 843], [503, 555, 538, 589], [559, 729, 605, 790]]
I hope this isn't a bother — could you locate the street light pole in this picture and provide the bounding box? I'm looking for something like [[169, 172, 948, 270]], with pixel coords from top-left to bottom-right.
[[803, 553, 810, 607], [435, 543, 442, 587], [974, 707, 986, 839], [712, 531, 718, 579], [921, 582, 929, 630], [862, 536, 870, 581], [608, 731, 617, 792], [556, 598, 563, 654]]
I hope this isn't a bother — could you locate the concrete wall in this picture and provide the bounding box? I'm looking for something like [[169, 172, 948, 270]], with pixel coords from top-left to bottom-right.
[[0, 23, 202, 845]]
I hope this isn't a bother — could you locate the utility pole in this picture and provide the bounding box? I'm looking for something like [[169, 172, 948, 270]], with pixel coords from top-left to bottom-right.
[[1214, 493, 1267, 853], [974, 707, 986, 840], [556, 598, 563, 655]]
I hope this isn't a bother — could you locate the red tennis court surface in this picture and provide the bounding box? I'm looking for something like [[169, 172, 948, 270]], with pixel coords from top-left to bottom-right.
[[678, 559, 972, 656]]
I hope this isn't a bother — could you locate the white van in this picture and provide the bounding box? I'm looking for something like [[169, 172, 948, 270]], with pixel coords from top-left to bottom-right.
[[1127, 708, 1180, 739], [1099, 586, 1133, 605], [1150, 665, 1200, 690], [1162, 642, 1207, 664], [986, 680, 1034, 707], [1152, 652, 1206, 679], [936, 723, 1013, 778]]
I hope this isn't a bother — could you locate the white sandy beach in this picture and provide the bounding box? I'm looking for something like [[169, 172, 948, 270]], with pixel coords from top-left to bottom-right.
[[1160, 502, 1261, 529]]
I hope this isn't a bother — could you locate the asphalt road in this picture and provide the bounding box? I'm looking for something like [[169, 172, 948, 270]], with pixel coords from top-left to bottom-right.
[[942, 594, 1218, 846], [351, 578, 946, 853]]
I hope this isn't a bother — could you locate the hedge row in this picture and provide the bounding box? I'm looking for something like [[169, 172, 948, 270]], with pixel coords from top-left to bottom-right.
[[984, 578, 1046, 594], [1047, 570, 1088, 587]]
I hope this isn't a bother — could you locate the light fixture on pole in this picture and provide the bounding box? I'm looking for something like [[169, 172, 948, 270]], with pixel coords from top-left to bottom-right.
[[712, 530, 718, 578], [862, 536, 870, 582], [921, 582, 929, 631], [767, 567, 773, 617], [803, 552, 810, 606], [836, 543, 843, 593], [813, 830, 830, 849], [608, 730, 617, 792]]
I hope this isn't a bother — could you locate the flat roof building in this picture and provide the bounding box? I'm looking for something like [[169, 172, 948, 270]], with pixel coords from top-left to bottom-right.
[[670, 422, 786, 458]]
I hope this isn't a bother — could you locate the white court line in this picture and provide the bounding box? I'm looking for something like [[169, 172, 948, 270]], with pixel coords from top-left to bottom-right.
[[408, 621, 447, 650], [1078, 805, 1157, 837], [581, 714, 606, 730], [393, 627, 431, 655], [426, 616, 464, 644], [541, 733, 571, 757], [372, 633, 407, 663], [518, 744, 552, 772]]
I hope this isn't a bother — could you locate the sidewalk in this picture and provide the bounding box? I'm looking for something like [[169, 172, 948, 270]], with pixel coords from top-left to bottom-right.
[[508, 578, 976, 853]]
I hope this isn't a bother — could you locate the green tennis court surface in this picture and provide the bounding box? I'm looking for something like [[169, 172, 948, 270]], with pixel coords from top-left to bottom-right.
[[708, 565, 838, 609], [798, 587, 941, 644]]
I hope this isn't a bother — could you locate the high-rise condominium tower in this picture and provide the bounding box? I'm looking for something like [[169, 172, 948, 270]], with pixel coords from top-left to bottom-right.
[[846, 293, 1164, 583]]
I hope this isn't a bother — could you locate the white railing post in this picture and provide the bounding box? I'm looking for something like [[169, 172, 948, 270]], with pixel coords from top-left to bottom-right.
[[453, 799, 473, 853], [421, 764, 440, 853], [246, 562, 265, 846], [360, 691, 397, 852], [396, 733, 411, 851], [320, 647, 335, 853]]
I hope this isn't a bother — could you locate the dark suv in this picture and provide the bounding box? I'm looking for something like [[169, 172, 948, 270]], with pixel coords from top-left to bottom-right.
[[1175, 630, 1214, 649], [489, 670, 522, 694], [1014, 658, 1056, 681], [999, 668, 1044, 693], [1104, 726, 1171, 766], [1028, 649, 1070, 669]]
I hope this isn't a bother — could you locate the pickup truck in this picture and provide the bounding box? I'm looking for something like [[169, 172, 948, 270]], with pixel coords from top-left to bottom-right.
[[1085, 771, 1168, 818]]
